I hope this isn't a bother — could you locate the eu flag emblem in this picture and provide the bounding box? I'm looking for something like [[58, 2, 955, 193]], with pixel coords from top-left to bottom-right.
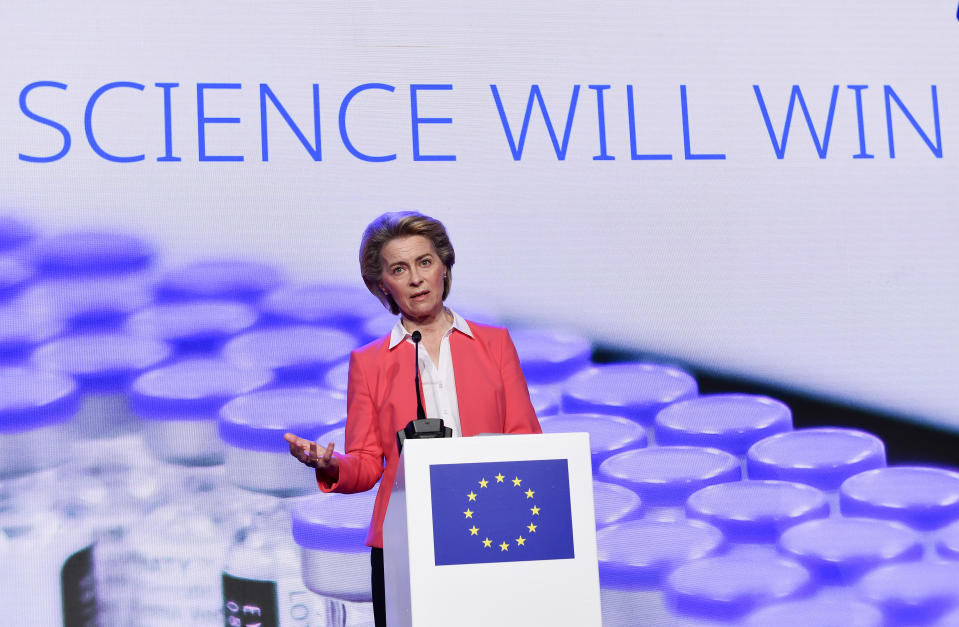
[[429, 459, 575, 566]]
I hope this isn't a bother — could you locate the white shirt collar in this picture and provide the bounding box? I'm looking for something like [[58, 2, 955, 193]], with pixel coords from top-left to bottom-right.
[[388, 308, 473, 349]]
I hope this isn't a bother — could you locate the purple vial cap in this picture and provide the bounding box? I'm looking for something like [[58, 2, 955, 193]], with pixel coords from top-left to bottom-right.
[[125, 300, 258, 352], [510, 328, 591, 385], [540, 413, 647, 468], [527, 385, 560, 418], [597, 518, 725, 588], [259, 283, 385, 332], [686, 480, 828, 544], [747, 428, 886, 491], [222, 325, 356, 382], [29, 231, 154, 277], [656, 394, 792, 454], [593, 480, 642, 528], [291, 490, 377, 552], [858, 561, 959, 625], [130, 358, 274, 418], [0, 258, 34, 302], [936, 520, 959, 560], [598, 446, 740, 505], [0, 301, 65, 361], [35, 275, 154, 329], [156, 259, 285, 302], [0, 366, 79, 433], [561, 363, 697, 424], [666, 553, 812, 620], [840, 466, 959, 531], [218, 387, 347, 453], [0, 216, 35, 252], [31, 332, 172, 392], [744, 595, 883, 627], [779, 517, 923, 584]]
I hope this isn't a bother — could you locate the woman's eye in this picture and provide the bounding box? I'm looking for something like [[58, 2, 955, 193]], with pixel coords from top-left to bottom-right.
[[420, 258, 431, 266], [391, 266, 404, 274]]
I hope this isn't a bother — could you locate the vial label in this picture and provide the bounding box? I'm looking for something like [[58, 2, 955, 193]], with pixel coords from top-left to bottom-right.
[[279, 586, 327, 627], [223, 573, 335, 627], [223, 573, 279, 627], [129, 544, 226, 626], [94, 528, 138, 627], [61, 545, 98, 627]]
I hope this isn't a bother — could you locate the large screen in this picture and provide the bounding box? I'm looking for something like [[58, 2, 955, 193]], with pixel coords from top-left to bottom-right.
[[4, 2, 956, 429], [2, 3, 958, 625]]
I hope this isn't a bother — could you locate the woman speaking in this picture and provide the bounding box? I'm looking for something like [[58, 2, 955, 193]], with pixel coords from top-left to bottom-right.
[[284, 211, 541, 626]]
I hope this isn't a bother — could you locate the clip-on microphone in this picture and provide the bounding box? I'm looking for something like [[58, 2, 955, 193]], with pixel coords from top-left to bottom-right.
[[397, 330, 453, 452]]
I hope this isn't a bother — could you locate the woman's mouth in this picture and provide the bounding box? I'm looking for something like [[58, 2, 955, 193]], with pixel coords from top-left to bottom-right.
[[410, 290, 429, 301]]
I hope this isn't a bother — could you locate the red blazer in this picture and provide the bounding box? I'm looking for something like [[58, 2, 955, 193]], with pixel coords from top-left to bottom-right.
[[318, 321, 542, 548]]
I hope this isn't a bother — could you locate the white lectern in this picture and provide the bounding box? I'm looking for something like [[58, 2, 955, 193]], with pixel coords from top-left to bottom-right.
[[383, 432, 601, 626]]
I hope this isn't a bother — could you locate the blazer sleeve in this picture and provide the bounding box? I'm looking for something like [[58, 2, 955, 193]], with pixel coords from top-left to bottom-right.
[[317, 348, 385, 493], [500, 328, 543, 435]]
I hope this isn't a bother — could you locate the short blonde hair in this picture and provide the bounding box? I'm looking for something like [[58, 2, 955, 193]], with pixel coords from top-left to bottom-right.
[[359, 211, 455, 314]]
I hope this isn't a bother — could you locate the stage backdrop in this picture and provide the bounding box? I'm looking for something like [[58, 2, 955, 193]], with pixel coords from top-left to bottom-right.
[[2, 0, 957, 430]]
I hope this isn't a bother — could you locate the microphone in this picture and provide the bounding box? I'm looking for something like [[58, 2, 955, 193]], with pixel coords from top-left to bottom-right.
[[396, 329, 452, 452], [412, 331, 427, 421]]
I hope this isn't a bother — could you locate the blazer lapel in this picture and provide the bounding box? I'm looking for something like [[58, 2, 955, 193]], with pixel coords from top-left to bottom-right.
[[450, 331, 497, 436], [379, 339, 420, 433]]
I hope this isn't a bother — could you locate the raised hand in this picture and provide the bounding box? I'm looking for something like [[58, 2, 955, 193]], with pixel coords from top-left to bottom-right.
[[284, 432, 339, 483]]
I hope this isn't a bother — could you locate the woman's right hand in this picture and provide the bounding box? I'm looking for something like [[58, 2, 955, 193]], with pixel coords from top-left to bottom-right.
[[284, 432, 340, 484]]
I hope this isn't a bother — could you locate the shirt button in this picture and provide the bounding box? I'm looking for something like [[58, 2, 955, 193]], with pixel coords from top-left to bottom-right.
[[439, 383, 444, 389]]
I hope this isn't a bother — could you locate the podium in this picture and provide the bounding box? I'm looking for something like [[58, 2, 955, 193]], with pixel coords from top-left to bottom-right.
[[383, 433, 602, 626]]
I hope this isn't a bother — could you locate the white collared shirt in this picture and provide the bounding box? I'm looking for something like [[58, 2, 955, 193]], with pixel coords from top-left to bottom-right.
[[388, 309, 473, 437]]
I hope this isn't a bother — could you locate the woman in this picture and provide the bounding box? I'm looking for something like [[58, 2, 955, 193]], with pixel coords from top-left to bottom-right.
[[284, 211, 541, 626]]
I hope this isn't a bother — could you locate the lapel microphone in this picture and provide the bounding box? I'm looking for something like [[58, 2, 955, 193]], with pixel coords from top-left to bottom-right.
[[397, 329, 452, 452]]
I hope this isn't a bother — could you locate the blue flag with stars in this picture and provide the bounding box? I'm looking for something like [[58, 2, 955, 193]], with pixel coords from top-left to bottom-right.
[[429, 459, 575, 566]]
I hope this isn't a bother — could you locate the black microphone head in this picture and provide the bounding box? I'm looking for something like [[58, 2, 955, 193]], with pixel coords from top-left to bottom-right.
[[411, 330, 422, 343]]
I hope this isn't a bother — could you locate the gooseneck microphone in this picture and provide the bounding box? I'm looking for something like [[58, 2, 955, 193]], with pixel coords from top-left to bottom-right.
[[411, 330, 427, 421], [396, 329, 453, 452]]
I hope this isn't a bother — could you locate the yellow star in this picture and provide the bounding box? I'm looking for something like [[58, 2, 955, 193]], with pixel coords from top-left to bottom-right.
[[512, 476, 522, 487], [525, 488, 535, 499], [499, 541, 509, 552], [527, 523, 537, 533], [530, 505, 540, 516], [469, 526, 479, 536], [467, 491, 477, 502], [516, 536, 526, 546], [464, 508, 474, 519], [478, 478, 489, 488], [482, 537, 492, 548], [495, 473, 505, 483]]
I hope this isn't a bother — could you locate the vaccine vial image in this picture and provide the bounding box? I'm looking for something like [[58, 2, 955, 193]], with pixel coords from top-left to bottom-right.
[[0, 472, 98, 626], [130, 358, 274, 466], [218, 386, 347, 497]]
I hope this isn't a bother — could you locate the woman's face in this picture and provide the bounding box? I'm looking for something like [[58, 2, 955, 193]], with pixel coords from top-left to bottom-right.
[[379, 235, 447, 322]]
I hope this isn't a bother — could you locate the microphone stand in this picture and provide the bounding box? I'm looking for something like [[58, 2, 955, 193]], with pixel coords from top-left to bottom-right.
[[397, 330, 453, 453]]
